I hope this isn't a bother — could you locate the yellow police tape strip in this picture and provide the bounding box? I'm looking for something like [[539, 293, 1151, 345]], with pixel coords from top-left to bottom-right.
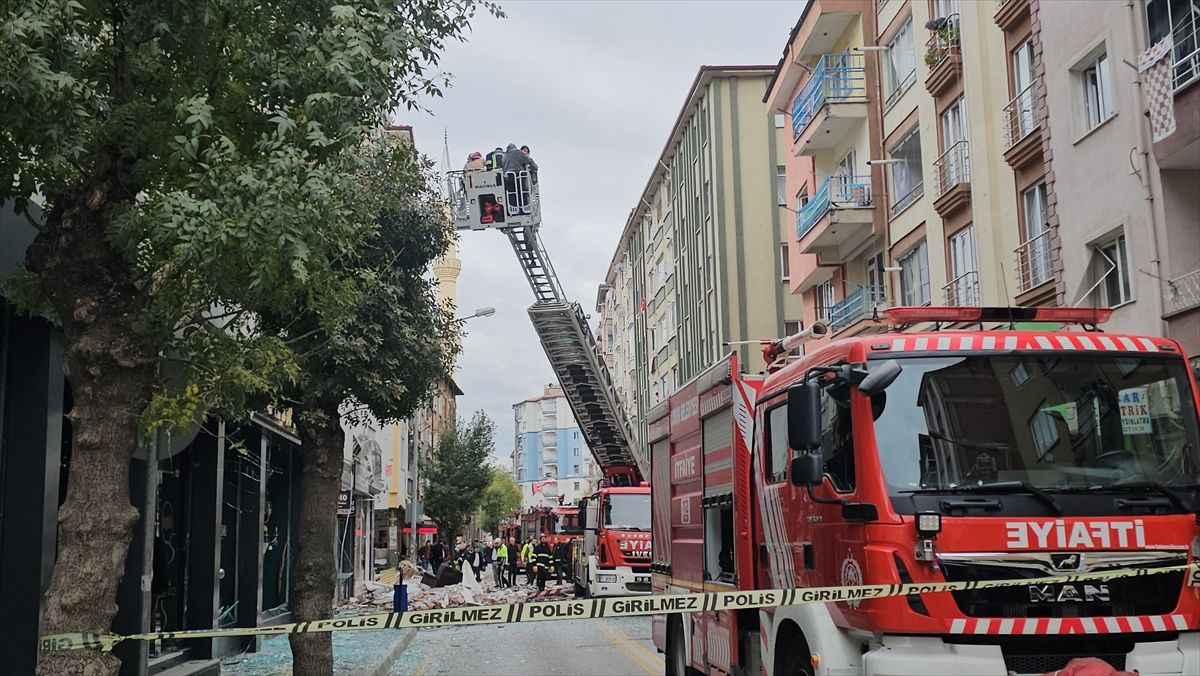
[[40, 563, 1200, 652]]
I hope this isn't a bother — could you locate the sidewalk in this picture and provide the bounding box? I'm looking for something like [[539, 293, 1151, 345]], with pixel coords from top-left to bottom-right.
[[221, 627, 416, 676]]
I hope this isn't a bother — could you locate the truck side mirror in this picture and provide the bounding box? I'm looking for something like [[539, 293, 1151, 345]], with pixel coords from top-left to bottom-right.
[[859, 359, 902, 397], [787, 380, 822, 451], [790, 453, 823, 487]]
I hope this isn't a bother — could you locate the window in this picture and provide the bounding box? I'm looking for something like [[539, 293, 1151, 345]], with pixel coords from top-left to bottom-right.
[[765, 404, 789, 483], [934, 0, 959, 18], [776, 165, 787, 206], [574, 481, 580, 490], [704, 502, 735, 582], [573, 464, 580, 474], [1080, 51, 1114, 131], [1011, 40, 1038, 139], [1021, 181, 1052, 288], [1146, 0, 1200, 89], [940, 97, 969, 188], [819, 386, 856, 492], [780, 243, 791, 281], [1092, 233, 1132, 306], [885, 19, 916, 103], [898, 240, 931, 305], [889, 128, 924, 214], [1029, 406, 1060, 459], [649, 327, 657, 352], [784, 320, 801, 356], [949, 224, 979, 305], [814, 280, 835, 321]]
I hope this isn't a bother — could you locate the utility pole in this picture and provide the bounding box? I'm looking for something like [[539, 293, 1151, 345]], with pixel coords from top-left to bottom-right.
[[408, 413, 421, 562]]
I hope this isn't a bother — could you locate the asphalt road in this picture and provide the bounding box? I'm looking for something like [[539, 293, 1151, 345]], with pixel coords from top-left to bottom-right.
[[388, 614, 664, 676]]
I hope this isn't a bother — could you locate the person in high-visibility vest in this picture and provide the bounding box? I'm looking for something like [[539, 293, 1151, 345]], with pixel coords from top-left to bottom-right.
[[492, 539, 507, 588], [533, 536, 553, 591], [520, 537, 535, 585]]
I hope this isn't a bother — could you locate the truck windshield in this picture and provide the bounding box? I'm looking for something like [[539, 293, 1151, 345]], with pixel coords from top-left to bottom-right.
[[870, 354, 1200, 492], [603, 493, 651, 531]]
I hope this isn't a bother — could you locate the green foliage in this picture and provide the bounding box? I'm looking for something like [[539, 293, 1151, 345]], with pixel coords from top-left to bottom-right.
[[479, 467, 522, 534], [423, 412, 496, 539], [0, 0, 497, 433]]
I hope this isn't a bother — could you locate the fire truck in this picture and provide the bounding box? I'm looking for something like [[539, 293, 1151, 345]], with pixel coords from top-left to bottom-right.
[[448, 162, 651, 597], [652, 306, 1199, 676]]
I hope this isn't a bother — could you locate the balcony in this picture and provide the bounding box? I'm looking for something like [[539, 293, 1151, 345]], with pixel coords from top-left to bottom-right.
[[924, 15, 962, 96], [1155, 10, 1200, 168], [1171, 5, 1200, 90], [994, 0, 1029, 32], [1166, 269, 1200, 316], [829, 286, 888, 333], [1003, 82, 1044, 169], [943, 270, 981, 306], [933, 140, 972, 217], [794, 252, 835, 292], [796, 175, 875, 262], [792, 52, 868, 152], [1014, 230, 1054, 294]]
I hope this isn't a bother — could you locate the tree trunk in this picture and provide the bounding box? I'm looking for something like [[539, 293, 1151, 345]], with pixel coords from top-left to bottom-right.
[[27, 173, 158, 675], [289, 404, 345, 676]]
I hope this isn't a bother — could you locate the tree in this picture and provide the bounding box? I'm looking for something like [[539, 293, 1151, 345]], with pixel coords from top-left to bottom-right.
[[423, 412, 496, 540], [0, 2, 494, 673], [261, 136, 459, 676], [479, 467, 522, 534]]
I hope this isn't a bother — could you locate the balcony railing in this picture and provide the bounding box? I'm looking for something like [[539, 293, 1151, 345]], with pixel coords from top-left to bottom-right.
[[1014, 230, 1053, 292], [796, 175, 873, 239], [943, 270, 981, 306], [1172, 4, 1200, 90], [1004, 82, 1042, 149], [1166, 269, 1200, 314], [924, 14, 960, 71], [829, 285, 888, 332], [792, 52, 867, 136], [934, 139, 971, 198]]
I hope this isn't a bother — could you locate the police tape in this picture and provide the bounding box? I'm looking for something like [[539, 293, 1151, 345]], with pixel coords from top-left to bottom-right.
[[40, 563, 1199, 652]]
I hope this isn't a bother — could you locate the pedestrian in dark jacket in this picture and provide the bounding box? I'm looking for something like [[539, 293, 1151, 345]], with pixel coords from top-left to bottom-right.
[[505, 536, 520, 587], [552, 540, 570, 585], [533, 536, 554, 591], [485, 146, 504, 172], [429, 538, 446, 572], [500, 143, 538, 214]]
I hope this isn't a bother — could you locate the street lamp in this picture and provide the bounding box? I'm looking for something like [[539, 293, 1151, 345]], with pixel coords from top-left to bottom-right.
[[456, 307, 496, 322], [409, 305, 496, 563]]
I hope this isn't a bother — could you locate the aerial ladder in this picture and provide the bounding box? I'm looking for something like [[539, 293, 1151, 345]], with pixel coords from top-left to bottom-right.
[[448, 167, 647, 486]]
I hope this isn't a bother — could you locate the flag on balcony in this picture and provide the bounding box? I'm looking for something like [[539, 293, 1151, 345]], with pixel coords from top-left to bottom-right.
[[531, 479, 554, 494], [640, 298, 647, 312], [1138, 37, 1176, 142]]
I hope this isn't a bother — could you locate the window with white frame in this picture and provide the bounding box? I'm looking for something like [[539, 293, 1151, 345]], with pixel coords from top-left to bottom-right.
[[776, 165, 787, 206], [1080, 50, 1114, 131], [780, 243, 791, 281], [1091, 232, 1132, 306], [889, 128, 924, 214], [814, 280, 835, 321], [885, 19, 916, 103], [1146, 0, 1200, 89], [898, 240, 931, 305], [949, 225, 979, 305]]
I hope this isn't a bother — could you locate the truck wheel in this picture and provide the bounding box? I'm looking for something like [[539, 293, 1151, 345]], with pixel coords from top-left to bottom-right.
[[777, 637, 815, 676], [667, 619, 688, 676]]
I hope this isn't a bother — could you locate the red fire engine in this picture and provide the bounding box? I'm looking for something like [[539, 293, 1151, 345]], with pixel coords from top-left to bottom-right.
[[653, 306, 1199, 676]]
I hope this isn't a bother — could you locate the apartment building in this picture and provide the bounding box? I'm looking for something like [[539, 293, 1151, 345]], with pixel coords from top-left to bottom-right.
[[1033, 0, 1199, 354], [512, 384, 601, 509], [598, 66, 805, 440]]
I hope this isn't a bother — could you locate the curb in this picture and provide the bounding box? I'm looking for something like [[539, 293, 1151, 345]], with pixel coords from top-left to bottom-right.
[[360, 627, 417, 676]]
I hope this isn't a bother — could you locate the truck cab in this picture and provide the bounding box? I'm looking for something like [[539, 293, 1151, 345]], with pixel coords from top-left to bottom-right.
[[656, 307, 1200, 676], [575, 486, 653, 597]]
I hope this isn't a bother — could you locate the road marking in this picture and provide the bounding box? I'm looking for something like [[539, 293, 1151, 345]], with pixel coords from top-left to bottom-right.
[[411, 631, 441, 676], [598, 620, 661, 676], [608, 620, 664, 668]]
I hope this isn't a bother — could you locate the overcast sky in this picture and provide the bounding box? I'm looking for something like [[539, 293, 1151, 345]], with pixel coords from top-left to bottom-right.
[[408, 0, 799, 466]]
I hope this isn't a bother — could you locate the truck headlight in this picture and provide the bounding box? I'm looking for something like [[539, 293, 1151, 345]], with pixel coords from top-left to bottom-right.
[[598, 574, 618, 583]]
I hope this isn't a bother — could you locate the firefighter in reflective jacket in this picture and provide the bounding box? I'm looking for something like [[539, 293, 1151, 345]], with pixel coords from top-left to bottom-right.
[[533, 536, 553, 591]]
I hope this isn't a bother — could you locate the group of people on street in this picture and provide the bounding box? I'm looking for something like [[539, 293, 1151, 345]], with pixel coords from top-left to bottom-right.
[[412, 532, 576, 592], [464, 144, 539, 215]]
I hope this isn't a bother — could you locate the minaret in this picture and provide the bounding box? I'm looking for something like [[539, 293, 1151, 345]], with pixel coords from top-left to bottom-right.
[[432, 128, 461, 313]]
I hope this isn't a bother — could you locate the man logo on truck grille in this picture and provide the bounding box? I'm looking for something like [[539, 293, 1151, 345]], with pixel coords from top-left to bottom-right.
[[1050, 553, 1082, 571], [1028, 583, 1110, 603]]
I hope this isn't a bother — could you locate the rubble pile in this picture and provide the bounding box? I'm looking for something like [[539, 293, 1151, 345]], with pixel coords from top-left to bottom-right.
[[335, 566, 575, 616]]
